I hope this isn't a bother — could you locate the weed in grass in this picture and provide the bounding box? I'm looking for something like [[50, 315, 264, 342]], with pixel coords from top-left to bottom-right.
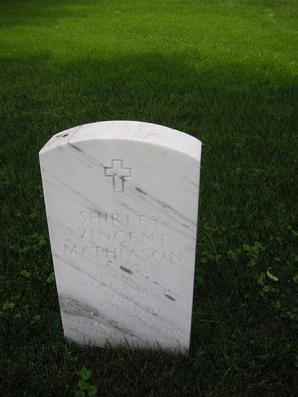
[[76, 367, 98, 397]]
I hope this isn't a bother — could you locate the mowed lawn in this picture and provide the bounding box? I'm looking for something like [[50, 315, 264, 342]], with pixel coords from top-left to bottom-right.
[[0, 0, 297, 396]]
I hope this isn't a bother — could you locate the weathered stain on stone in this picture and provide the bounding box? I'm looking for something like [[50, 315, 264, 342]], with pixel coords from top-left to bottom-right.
[[135, 186, 147, 194], [59, 295, 140, 340], [164, 294, 176, 301], [119, 266, 133, 274]]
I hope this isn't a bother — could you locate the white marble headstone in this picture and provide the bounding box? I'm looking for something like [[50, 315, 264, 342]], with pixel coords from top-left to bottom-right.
[[39, 121, 202, 353]]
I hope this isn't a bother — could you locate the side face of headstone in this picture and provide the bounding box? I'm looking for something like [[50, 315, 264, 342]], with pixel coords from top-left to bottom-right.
[[39, 121, 202, 353]]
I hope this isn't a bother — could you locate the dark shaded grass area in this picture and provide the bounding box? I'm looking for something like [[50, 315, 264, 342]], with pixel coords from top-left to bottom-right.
[[1, 1, 298, 396]]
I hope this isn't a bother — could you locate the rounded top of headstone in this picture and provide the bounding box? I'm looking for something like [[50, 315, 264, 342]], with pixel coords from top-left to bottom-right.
[[40, 120, 202, 161]]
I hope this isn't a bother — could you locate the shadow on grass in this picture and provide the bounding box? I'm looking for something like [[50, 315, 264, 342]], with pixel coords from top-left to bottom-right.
[[1, 50, 297, 238]]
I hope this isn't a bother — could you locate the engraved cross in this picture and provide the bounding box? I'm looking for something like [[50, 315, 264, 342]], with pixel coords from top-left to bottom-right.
[[104, 159, 131, 193]]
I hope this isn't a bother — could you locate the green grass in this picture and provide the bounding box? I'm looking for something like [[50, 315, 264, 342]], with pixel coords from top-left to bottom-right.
[[1, 0, 297, 395]]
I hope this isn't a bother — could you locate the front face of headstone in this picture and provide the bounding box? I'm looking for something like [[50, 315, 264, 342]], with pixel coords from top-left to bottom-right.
[[40, 121, 201, 353]]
